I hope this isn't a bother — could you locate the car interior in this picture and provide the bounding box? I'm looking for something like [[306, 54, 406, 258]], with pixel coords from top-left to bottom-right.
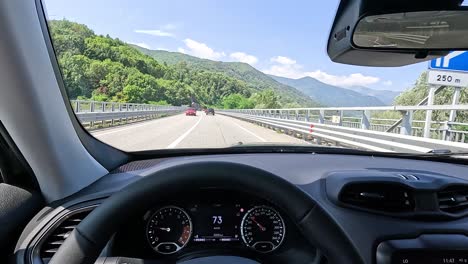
[[3, 0, 468, 264]]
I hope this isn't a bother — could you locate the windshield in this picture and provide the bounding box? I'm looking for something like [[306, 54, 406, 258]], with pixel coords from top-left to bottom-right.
[[42, 0, 468, 153]]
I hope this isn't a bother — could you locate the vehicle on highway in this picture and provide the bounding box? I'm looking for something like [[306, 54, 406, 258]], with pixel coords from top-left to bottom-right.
[[3, 1, 468, 264], [185, 108, 197, 116], [206, 108, 215, 115]]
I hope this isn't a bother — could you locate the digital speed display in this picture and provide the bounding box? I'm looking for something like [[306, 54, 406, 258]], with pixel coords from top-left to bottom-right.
[[188, 203, 244, 243]]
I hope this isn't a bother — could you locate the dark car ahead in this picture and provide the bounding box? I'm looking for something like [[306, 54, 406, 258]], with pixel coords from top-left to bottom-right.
[[207, 108, 215, 115]]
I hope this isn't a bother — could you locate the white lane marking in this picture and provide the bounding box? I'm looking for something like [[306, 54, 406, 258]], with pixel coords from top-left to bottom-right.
[[230, 119, 266, 142], [92, 116, 177, 137], [166, 114, 203, 148]]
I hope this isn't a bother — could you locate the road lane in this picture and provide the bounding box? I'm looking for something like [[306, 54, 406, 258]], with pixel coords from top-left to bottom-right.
[[166, 114, 204, 148], [92, 113, 201, 150], [92, 112, 306, 151]]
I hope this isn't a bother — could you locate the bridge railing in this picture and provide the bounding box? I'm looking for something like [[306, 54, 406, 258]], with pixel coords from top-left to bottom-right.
[[219, 105, 468, 153], [70, 100, 186, 127]]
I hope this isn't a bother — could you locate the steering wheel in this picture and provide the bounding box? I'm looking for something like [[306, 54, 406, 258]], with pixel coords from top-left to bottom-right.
[[49, 161, 362, 264]]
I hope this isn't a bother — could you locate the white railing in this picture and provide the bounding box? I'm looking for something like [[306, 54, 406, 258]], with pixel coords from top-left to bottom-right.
[[219, 105, 468, 153], [71, 100, 186, 127]]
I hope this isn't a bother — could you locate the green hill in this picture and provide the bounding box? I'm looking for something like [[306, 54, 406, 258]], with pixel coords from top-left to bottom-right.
[[131, 46, 320, 107], [48, 19, 317, 109]]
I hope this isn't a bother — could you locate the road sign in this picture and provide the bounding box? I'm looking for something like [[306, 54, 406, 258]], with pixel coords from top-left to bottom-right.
[[429, 51, 468, 72], [428, 51, 468, 87], [427, 70, 468, 87]]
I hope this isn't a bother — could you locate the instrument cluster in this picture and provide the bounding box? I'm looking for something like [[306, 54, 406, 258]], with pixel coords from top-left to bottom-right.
[[144, 196, 286, 255]]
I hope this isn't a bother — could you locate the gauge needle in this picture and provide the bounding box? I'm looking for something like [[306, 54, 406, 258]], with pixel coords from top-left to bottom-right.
[[250, 217, 266, 231], [159, 227, 171, 232]]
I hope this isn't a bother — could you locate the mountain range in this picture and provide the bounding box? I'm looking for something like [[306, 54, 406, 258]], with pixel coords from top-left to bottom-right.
[[132, 45, 400, 107], [270, 75, 388, 107], [345, 86, 401, 105]]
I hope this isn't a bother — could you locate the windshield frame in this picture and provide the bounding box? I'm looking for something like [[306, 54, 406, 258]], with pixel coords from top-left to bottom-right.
[[37, 0, 129, 170], [37, 0, 468, 162]]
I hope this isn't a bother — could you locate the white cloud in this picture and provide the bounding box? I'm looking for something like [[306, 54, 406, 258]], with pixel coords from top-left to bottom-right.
[[178, 39, 225, 60], [263, 55, 382, 87], [383, 80, 393, 86], [135, 29, 175, 38], [263, 56, 305, 78], [270, 56, 296, 65], [128, 42, 151, 49], [263, 64, 304, 79], [305, 71, 380, 87], [229, 52, 258, 65]]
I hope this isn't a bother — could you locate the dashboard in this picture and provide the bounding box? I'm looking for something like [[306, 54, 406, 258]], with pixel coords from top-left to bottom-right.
[[111, 190, 316, 263], [13, 153, 468, 264]]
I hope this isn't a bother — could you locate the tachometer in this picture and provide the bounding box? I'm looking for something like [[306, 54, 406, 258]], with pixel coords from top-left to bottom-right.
[[241, 206, 285, 253], [146, 206, 192, 254]]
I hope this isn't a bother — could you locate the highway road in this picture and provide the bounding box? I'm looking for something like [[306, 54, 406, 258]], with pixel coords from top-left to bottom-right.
[[92, 111, 306, 151]]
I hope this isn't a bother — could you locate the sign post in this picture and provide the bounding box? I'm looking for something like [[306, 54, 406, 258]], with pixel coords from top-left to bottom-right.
[[427, 51, 468, 139], [423, 85, 436, 138]]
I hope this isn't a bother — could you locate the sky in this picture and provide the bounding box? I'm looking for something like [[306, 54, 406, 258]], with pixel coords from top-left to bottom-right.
[[42, 0, 429, 92]]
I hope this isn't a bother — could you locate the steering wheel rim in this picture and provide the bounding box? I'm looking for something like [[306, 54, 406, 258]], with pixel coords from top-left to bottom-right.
[[49, 161, 362, 264]]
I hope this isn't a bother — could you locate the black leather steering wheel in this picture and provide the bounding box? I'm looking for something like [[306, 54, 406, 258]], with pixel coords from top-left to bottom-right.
[[49, 161, 362, 264]]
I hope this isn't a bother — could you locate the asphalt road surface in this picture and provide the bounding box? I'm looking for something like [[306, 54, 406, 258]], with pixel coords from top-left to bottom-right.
[[92, 111, 306, 151]]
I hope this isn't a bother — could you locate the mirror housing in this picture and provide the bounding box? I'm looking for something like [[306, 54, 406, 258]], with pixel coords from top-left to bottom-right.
[[327, 0, 464, 66]]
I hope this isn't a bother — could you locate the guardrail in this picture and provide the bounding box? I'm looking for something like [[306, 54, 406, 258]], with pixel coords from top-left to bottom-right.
[[219, 105, 468, 153], [71, 100, 185, 128]]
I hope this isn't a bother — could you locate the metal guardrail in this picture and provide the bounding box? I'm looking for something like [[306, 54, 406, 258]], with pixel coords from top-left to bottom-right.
[[71, 100, 185, 126], [219, 105, 468, 153]]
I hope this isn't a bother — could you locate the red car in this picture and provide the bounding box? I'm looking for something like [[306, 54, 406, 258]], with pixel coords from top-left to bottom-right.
[[185, 108, 197, 116]]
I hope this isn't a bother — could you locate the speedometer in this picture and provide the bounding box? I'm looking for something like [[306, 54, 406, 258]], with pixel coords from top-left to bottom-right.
[[241, 206, 285, 253], [146, 206, 192, 254]]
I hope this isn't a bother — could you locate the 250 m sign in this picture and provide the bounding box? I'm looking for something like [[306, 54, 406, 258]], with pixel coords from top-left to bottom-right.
[[428, 70, 468, 87]]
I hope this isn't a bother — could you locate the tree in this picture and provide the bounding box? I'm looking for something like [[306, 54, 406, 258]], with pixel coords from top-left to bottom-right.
[[84, 36, 118, 62], [222, 94, 254, 109], [122, 85, 145, 103], [49, 20, 94, 57], [58, 53, 93, 98], [251, 89, 281, 109], [125, 72, 165, 102], [158, 79, 192, 106]]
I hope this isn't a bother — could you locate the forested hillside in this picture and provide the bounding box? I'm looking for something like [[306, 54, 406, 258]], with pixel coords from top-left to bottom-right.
[[132, 47, 320, 107], [49, 20, 318, 108]]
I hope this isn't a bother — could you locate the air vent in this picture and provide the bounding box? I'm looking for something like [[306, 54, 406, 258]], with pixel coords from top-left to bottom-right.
[[438, 186, 468, 213], [395, 173, 419, 181], [39, 208, 94, 263], [339, 183, 414, 213]]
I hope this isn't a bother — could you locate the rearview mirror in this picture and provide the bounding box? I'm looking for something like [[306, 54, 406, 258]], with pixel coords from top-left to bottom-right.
[[327, 0, 465, 67], [353, 11, 468, 49]]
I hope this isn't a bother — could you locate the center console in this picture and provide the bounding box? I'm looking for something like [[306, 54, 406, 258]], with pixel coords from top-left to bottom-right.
[[377, 234, 468, 264]]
